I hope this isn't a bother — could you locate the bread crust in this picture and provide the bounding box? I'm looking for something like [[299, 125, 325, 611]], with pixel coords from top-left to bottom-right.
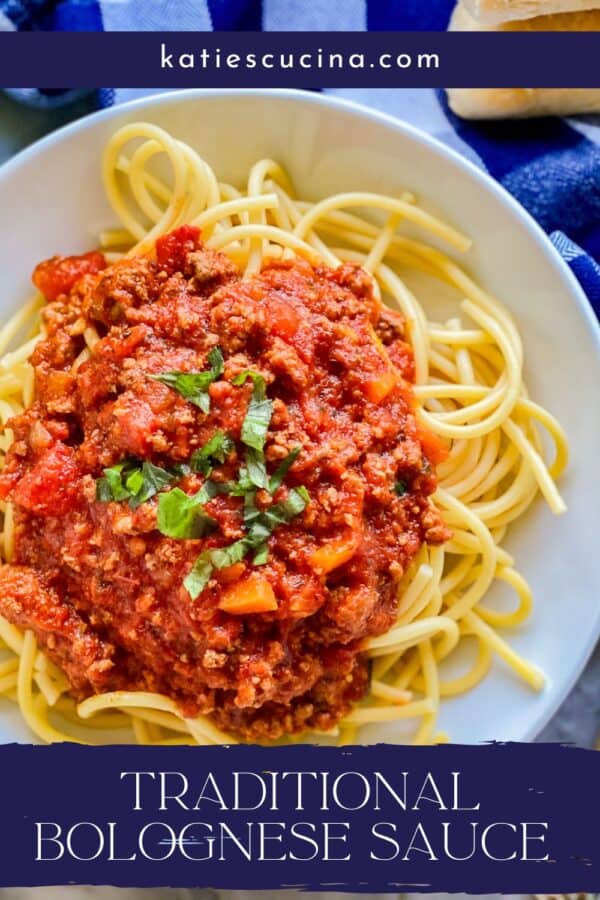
[[450, 2, 600, 28], [461, 0, 600, 24], [447, 3, 600, 118], [446, 87, 600, 118]]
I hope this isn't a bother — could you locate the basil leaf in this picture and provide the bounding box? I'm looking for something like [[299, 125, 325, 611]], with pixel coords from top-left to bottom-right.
[[207, 346, 225, 374], [242, 487, 307, 547], [96, 478, 113, 503], [96, 462, 129, 502], [242, 490, 262, 527], [262, 487, 309, 530], [252, 542, 269, 566], [151, 347, 224, 413], [157, 487, 216, 540], [233, 370, 273, 452], [247, 521, 272, 547], [183, 480, 309, 601], [190, 430, 234, 476], [124, 467, 142, 493], [184, 554, 215, 600], [269, 446, 301, 493], [130, 461, 176, 508], [232, 369, 267, 398], [210, 539, 251, 569], [245, 447, 269, 490], [394, 479, 408, 496], [228, 467, 254, 496], [243, 396, 273, 452], [184, 535, 256, 600], [203, 479, 233, 499], [96, 459, 178, 508]]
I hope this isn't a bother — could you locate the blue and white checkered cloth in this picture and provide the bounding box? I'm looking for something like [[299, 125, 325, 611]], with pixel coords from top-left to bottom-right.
[[2, 0, 599, 316]]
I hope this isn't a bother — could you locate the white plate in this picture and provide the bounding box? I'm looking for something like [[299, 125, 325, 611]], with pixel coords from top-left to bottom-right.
[[0, 89, 599, 745]]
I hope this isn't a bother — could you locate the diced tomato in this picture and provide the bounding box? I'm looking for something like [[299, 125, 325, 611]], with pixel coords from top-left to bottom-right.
[[111, 397, 161, 458], [155, 225, 201, 276], [12, 443, 82, 516], [0, 469, 19, 501], [268, 297, 301, 340], [32, 252, 106, 301]]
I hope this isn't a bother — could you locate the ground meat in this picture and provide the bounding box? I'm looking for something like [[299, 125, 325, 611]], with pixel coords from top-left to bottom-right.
[[0, 225, 450, 740]]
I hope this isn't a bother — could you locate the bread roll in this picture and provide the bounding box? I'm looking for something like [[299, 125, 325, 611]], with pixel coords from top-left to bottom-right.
[[461, 0, 600, 25], [447, 3, 600, 118]]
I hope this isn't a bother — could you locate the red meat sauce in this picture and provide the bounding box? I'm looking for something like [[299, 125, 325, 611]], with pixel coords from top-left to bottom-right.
[[0, 225, 450, 740]]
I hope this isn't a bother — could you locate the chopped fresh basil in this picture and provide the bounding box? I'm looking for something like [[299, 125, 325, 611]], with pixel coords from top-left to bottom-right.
[[233, 370, 273, 452], [262, 487, 310, 530], [227, 467, 254, 496], [394, 479, 408, 497], [157, 487, 216, 540], [232, 369, 266, 393], [100, 362, 308, 600], [252, 542, 269, 566], [184, 486, 310, 600], [96, 462, 130, 503], [124, 467, 144, 497], [209, 538, 251, 570], [246, 519, 272, 548], [202, 479, 232, 499], [151, 346, 224, 413], [242, 490, 262, 527], [96, 459, 177, 508], [183, 554, 215, 599], [131, 461, 176, 508], [243, 396, 273, 452], [245, 446, 269, 490], [184, 538, 249, 599], [190, 429, 234, 476], [269, 446, 301, 493]]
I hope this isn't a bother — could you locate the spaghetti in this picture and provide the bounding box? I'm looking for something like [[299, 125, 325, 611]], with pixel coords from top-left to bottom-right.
[[0, 121, 568, 746]]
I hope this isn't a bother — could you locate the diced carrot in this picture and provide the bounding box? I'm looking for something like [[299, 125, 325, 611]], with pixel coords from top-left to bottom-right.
[[218, 572, 278, 615], [363, 368, 397, 404], [361, 326, 400, 403], [417, 425, 449, 466], [214, 562, 247, 585], [310, 532, 359, 574]]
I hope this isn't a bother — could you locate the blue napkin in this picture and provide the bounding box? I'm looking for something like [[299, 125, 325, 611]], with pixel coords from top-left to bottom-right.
[[2, 0, 599, 316], [0, 0, 456, 31]]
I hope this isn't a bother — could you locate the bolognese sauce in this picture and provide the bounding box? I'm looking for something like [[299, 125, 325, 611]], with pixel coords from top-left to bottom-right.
[[0, 226, 450, 740]]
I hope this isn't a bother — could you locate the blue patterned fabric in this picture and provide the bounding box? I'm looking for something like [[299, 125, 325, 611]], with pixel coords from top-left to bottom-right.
[[1, 1, 599, 314]]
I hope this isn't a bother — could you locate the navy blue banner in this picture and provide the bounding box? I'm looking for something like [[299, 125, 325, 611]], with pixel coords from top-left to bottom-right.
[[0, 32, 598, 88], [0, 741, 597, 891]]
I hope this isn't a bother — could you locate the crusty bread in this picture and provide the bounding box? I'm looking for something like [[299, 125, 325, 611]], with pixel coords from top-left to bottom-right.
[[446, 87, 600, 118], [450, 2, 600, 29], [447, 3, 600, 118], [462, 0, 600, 25]]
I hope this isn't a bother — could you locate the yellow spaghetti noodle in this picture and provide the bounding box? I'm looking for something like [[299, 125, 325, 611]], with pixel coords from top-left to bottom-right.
[[0, 121, 568, 746]]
